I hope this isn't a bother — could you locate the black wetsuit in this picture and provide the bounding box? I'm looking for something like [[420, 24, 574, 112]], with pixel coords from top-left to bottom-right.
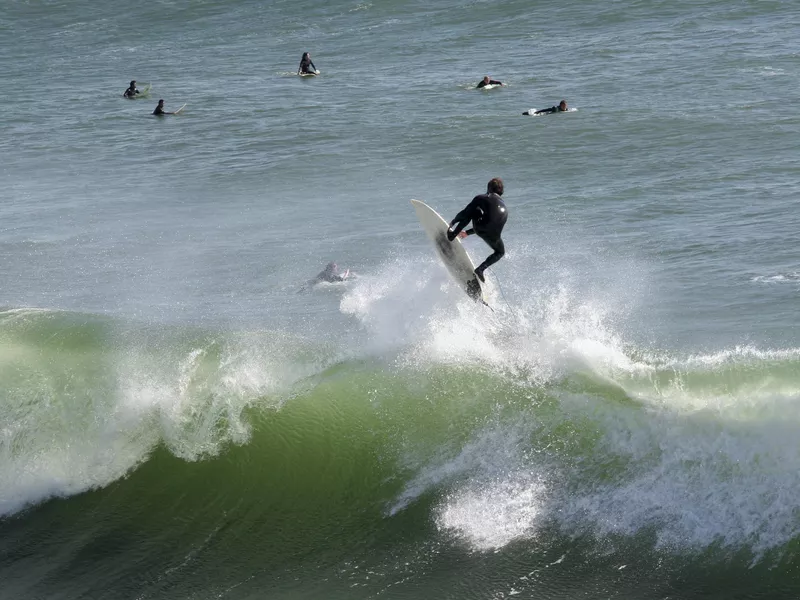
[[153, 105, 165, 115], [299, 58, 317, 74], [313, 265, 346, 283], [533, 105, 566, 115], [477, 79, 502, 89], [447, 192, 508, 276], [124, 87, 139, 98]]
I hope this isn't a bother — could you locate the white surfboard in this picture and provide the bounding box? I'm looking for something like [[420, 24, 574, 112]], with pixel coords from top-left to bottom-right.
[[172, 103, 186, 114], [411, 199, 487, 305], [299, 70, 320, 77]]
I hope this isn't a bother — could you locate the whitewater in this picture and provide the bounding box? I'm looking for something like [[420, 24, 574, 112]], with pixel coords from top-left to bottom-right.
[[2, 0, 799, 597]]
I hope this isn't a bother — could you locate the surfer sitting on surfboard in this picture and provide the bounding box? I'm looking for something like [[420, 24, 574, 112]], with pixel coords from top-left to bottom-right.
[[446, 178, 508, 283], [523, 100, 568, 115], [152, 99, 180, 116], [123, 80, 140, 98], [477, 76, 504, 89], [298, 52, 318, 75]]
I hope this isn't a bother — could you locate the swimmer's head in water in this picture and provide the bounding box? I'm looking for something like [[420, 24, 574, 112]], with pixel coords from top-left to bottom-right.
[[487, 178, 504, 196], [559, 100, 567, 111], [130, 80, 136, 87], [324, 262, 337, 273], [157, 99, 164, 105], [483, 76, 490, 84]]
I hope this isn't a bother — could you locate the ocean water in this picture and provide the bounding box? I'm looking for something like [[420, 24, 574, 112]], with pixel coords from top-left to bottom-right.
[[2, 0, 799, 598]]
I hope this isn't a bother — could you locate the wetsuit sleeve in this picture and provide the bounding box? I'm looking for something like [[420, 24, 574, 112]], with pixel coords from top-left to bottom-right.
[[448, 197, 480, 239], [534, 106, 557, 115], [490, 80, 502, 85], [310, 61, 317, 71], [477, 81, 486, 88], [464, 228, 475, 235]]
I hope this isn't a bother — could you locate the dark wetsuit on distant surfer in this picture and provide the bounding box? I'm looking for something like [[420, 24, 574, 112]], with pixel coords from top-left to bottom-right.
[[123, 80, 139, 98], [313, 262, 348, 283], [477, 76, 503, 89], [447, 178, 508, 282], [298, 52, 318, 75], [525, 100, 568, 115], [153, 99, 166, 115]]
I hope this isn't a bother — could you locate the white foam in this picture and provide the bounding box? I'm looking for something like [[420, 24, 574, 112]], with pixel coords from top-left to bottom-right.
[[0, 330, 325, 516], [437, 474, 546, 551]]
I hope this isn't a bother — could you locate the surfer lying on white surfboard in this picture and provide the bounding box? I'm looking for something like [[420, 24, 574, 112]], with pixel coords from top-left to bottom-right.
[[446, 178, 508, 283], [298, 262, 353, 292], [476, 76, 504, 89], [312, 262, 350, 284], [523, 99, 568, 115]]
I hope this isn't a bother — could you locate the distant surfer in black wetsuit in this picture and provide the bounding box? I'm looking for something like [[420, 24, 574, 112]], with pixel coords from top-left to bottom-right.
[[123, 80, 139, 98], [314, 262, 348, 283], [523, 100, 568, 115], [298, 52, 318, 75], [477, 76, 504, 89], [447, 178, 508, 283], [153, 99, 183, 116]]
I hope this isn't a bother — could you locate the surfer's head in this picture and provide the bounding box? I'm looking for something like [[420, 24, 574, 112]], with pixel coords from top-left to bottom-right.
[[487, 178, 504, 196], [302, 52, 310, 60], [324, 262, 337, 273], [483, 76, 490, 84], [157, 99, 164, 106], [559, 100, 567, 111], [130, 80, 136, 87]]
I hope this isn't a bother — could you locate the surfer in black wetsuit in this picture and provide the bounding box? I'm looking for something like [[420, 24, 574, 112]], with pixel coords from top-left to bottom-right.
[[314, 262, 348, 283], [298, 52, 318, 75], [477, 76, 504, 89], [153, 99, 166, 115], [123, 80, 139, 98], [447, 178, 508, 282], [525, 100, 568, 115]]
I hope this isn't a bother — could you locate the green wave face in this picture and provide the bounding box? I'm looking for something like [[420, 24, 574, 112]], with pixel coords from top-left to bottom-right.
[[2, 307, 800, 598]]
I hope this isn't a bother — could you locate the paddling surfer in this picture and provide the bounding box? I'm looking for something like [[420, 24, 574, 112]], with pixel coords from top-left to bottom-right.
[[477, 76, 504, 89], [447, 178, 508, 282], [313, 262, 348, 283], [524, 100, 568, 115]]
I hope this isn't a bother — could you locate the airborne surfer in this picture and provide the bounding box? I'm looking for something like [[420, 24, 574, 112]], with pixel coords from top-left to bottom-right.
[[123, 80, 139, 98], [477, 76, 504, 89], [298, 52, 318, 75], [447, 178, 508, 283]]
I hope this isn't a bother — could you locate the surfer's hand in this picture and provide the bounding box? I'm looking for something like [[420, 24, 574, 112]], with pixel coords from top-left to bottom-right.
[[458, 231, 468, 239]]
